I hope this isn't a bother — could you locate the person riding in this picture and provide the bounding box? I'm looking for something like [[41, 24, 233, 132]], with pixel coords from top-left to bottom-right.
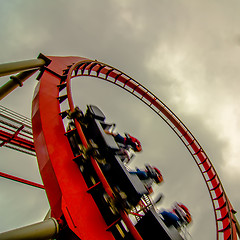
[[129, 165, 163, 194], [108, 131, 142, 152], [104, 126, 142, 163], [159, 202, 192, 229]]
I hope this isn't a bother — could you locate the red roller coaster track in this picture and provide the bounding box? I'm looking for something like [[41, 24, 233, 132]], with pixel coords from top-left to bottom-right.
[[0, 54, 238, 239], [43, 55, 236, 240]]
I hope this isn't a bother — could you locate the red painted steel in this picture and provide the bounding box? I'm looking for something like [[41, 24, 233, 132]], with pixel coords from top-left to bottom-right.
[[66, 61, 143, 240], [32, 56, 115, 239], [0, 104, 35, 155], [0, 55, 237, 239], [29, 55, 237, 239], [67, 59, 237, 240], [0, 171, 44, 189], [0, 128, 34, 151]]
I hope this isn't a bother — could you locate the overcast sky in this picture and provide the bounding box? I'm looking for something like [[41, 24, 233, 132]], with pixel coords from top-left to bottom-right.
[[0, 1, 240, 239]]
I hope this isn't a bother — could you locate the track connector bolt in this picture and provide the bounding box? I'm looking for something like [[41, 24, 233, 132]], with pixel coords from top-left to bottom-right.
[[67, 107, 84, 122]]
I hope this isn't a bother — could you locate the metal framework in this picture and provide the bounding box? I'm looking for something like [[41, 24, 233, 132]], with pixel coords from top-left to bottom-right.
[[61, 58, 238, 240], [0, 55, 238, 239], [0, 105, 43, 191], [31, 56, 116, 240], [0, 57, 47, 100], [0, 105, 35, 156], [0, 171, 44, 189]]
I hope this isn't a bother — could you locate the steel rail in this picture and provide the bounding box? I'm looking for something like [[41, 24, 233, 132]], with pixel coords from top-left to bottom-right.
[[0, 171, 44, 189], [0, 129, 34, 151], [0, 105, 32, 129], [3, 144, 36, 156], [67, 59, 238, 240], [0, 123, 33, 139], [1, 55, 236, 239], [65, 60, 143, 240], [32, 56, 117, 240]]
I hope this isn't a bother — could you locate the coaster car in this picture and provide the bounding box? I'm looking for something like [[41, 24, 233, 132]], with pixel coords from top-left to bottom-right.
[[83, 105, 148, 208]]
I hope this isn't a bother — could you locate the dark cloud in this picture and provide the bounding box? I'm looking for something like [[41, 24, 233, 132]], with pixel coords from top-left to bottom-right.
[[0, 1, 240, 239]]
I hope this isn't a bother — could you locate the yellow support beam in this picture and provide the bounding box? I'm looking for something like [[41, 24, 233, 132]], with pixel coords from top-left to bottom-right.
[[0, 218, 59, 240], [0, 58, 45, 77], [0, 56, 49, 101], [0, 69, 37, 100]]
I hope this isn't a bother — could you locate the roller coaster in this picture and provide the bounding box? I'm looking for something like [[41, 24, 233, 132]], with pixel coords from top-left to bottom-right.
[[0, 54, 239, 240]]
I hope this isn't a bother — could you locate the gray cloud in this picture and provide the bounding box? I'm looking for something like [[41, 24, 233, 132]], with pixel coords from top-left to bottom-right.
[[0, 1, 240, 239]]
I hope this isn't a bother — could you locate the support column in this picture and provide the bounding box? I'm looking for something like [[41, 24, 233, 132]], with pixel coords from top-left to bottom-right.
[[0, 218, 59, 240], [0, 59, 45, 77]]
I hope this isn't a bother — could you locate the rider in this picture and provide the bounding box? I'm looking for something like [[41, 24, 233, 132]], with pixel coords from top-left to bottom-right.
[[104, 122, 142, 152], [104, 127, 142, 163], [129, 165, 163, 193], [109, 132, 142, 152], [159, 202, 192, 229]]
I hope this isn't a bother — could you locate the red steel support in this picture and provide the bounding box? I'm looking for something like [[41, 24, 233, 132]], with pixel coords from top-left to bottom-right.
[[28, 54, 238, 240], [32, 56, 115, 240], [67, 59, 238, 240], [0, 171, 44, 189], [66, 61, 143, 240], [2, 55, 237, 239], [0, 129, 34, 151]]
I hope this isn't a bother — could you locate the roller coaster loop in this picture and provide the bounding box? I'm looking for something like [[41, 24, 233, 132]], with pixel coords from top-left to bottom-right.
[[0, 54, 239, 240], [60, 56, 238, 240]]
